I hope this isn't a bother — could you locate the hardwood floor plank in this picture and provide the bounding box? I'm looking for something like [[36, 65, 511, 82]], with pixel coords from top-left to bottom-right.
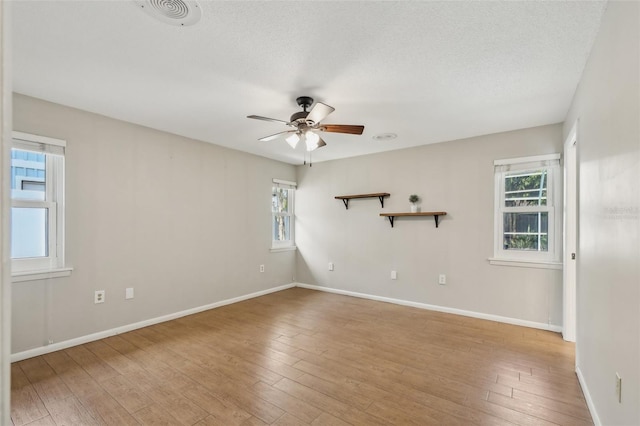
[[310, 412, 352, 426], [293, 372, 374, 411], [18, 358, 73, 405], [11, 363, 32, 389], [10, 364, 49, 426], [463, 396, 560, 426], [252, 380, 322, 423], [273, 377, 388, 426], [144, 385, 208, 425], [21, 415, 56, 426], [78, 389, 140, 426], [181, 383, 254, 425], [131, 403, 182, 425], [100, 374, 153, 414], [487, 391, 593, 425], [497, 373, 588, 407], [195, 380, 285, 424], [365, 398, 458, 426], [44, 395, 102, 425], [512, 388, 592, 421], [10, 386, 49, 426], [11, 288, 591, 426], [64, 345, 120, 383], [271, 412, 311, 426]]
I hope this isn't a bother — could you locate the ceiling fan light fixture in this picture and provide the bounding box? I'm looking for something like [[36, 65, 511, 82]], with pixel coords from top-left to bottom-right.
[[305, 131, 320, 151], [286, 133, 300, 149]]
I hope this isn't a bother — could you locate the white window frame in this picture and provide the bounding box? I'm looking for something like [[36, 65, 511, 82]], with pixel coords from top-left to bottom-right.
[[11, 131, 71, 280], [271, 179, 296, 252], [490, 153, 562, 269]]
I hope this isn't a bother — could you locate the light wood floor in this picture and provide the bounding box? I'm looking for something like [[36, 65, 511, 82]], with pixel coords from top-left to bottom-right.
[[11, 287, 592, 425]]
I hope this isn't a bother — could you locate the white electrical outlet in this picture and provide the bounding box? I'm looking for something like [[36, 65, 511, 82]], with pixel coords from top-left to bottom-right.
[[125, 287, 134, 300], [328, 262, 334, 271], [94, 290, 105, 304], [259, 264, 265, 273], [391, 270, 397, 280], [439, 274, 446, 285], [616, 373, 622, 403]]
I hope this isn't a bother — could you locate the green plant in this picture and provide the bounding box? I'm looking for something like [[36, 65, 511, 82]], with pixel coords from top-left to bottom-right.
[[409, 194, 419, 203]]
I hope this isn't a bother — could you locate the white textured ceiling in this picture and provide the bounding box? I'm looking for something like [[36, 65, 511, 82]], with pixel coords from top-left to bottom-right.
[[12, 1, 606, 165]]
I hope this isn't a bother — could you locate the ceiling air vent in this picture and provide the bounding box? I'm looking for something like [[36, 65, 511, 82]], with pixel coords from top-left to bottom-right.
[[134, 0, 202, 26]]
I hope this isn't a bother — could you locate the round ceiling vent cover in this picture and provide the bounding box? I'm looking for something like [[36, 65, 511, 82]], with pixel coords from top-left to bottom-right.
[[135, 0, 202, 26]]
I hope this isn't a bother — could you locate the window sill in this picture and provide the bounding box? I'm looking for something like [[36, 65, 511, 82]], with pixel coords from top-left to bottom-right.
[[270, 246, 297, 253], [488, 258, 562, 270], [12, 267, 73, 283]]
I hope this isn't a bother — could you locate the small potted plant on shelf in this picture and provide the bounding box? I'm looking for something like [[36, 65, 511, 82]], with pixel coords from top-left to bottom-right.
[[409, 194, 420, 213]]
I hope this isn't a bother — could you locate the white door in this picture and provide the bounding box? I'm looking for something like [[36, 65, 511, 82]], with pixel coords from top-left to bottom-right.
[[563, 124, 578, 342]]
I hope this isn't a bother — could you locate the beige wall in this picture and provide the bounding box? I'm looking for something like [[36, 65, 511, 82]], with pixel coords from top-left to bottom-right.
[[295, 123, 563, 327], [563, 1, 640, 424], [11, 94, 296, 354]]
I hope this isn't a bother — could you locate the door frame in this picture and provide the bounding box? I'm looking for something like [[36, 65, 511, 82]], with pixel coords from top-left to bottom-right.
[[0, 1, 11, 424], [562, 121, 578, 343]]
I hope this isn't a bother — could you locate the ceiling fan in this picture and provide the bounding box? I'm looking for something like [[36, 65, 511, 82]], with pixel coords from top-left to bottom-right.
[[247, 96, 364, 152]]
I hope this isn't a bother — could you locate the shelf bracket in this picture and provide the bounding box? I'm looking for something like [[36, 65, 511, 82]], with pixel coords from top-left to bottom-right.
[[434, 215, 440, 228], [387, 216, 395, 228], [341, 199, 349, 210], [378, 195, 385, 208]]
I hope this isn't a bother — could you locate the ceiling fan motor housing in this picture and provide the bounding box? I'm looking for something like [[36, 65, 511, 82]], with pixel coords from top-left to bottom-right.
[[290, 96, 314, 124], [290, 110, 309, 123]]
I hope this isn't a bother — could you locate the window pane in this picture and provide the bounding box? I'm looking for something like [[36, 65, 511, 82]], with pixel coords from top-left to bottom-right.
[[273, 215, 290, 242], [11, 148, 45, 201], [503, 212, 548, 251], [11, 207, 48, 258], [272, 187, 289, 213], [504, 169, 547, 207]]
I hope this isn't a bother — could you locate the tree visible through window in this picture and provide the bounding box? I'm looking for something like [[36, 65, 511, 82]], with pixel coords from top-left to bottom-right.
[[493, 154, 561, 264], [503, 169, 548, 251], [271, 179, 296, 249]]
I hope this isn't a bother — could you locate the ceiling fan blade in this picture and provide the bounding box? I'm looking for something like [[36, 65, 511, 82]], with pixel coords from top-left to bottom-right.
[[319, 124, 365, 135], [247, 115, 290, 125], [259, 130, 295, 142], [306, 102, 335, 124]]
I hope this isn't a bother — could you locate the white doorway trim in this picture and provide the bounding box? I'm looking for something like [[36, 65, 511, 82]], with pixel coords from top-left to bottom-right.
[[563, 121, 578, 343], [0, 1, 11, 424]]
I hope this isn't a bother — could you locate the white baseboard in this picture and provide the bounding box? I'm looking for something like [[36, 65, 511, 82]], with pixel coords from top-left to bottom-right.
[[295, 283, 563, 333], [11, 283, 296, 362], [576, 365, 601, 426]]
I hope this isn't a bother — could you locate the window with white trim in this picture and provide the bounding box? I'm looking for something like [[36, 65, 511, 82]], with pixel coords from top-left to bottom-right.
[[492, 154, 561, 265], [272, 179, 296, 250], [11, 132, 66, 273]]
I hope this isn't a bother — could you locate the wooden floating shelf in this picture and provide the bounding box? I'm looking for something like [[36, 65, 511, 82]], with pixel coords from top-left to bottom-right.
[[379, 212, 447, 228], [335, 192, 390, 210]]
